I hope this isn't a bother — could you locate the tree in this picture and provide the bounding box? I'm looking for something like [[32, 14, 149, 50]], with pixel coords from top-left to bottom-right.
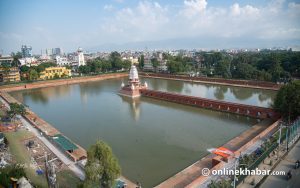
[[215, 59, 231, 78], [167, 60, 185, 73], [101, 60, 112, 72], [79, 65, 91, 74], [7, 103, 27, 123], [29, 69, 39, 80], [138, 55, 144, 68], [20, 65, 30, 73], [0, 164, 26, 187], [84, 140, 121, 188], [110, 52, 123, 71], [151, 58, 159, 69], [122, 60, 131, 70], [273, 81, 300, 122]]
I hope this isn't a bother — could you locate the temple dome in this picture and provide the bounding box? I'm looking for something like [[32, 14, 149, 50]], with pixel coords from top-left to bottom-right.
[[129, 65, 139, 80]]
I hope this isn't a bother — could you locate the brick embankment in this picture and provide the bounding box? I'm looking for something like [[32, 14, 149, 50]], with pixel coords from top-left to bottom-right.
[[0, 73, 127, 92], [155, 119, 279, 188], [140, 73, 281, 91]]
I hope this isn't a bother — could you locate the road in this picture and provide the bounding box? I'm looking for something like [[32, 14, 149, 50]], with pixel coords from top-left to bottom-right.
[[0, 97, 85, 180], [261, 138, 300, 188]]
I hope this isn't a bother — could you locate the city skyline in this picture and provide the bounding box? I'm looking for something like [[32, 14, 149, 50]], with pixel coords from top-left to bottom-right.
[[0, 0, 300, 54]]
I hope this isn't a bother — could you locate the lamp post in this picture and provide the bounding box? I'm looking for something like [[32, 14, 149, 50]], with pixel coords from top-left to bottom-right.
[[233, 156, 239, 188]]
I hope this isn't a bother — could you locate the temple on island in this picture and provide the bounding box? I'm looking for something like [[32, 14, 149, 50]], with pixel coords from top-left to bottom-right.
[[118, 65, 147, 98]]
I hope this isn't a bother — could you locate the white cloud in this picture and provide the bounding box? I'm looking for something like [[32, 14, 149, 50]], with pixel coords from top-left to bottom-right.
[[230, 3, 259, 16], [91, 0, 300, 47], [104, 4, 113, 11], [181, 0, 207, 18], [99, 1, 169, 43]]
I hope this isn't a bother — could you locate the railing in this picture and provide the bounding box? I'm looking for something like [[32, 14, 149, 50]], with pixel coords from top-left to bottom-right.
[[236, 117, 300, 186]]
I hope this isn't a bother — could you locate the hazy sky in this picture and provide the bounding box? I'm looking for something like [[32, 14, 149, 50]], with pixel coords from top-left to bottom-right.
[[0, 0, 300, 54]]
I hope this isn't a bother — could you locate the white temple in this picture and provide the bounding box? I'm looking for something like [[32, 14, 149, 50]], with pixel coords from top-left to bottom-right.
[[118, 65, 147, 98]]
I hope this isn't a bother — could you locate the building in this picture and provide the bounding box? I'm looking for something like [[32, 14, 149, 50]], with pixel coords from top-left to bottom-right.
[[75, 47, 85, 66], [19, 57, 38, 67], [0, 67, 21, 82], [143, 56, 154, 72], [157, 61, 168, 72], [52, 48, 62, 56], [56, 56, 71, 66], [21, 45, 32, 58], [119, 65, 147, 98], [122, 56, 139, 65], [0, 56, 13, 65], [39, 67, 71, 80]]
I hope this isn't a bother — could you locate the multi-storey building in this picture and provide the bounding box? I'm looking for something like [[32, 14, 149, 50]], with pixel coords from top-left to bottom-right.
[[21, 45, 32, 58], [0, 67, 21, 82], [52, 48, 62, 56], [75, 48, 85, 66], [56, 56, 71, 66], [143, 56, 154, 72], [39, 67, 71, 80]]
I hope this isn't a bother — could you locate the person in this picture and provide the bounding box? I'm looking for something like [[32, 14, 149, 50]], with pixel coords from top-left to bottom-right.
[[295, 160, 300, 169], [287, 170, 292, 180]]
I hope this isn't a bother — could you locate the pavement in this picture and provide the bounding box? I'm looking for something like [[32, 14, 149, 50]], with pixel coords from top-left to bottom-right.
[[260, 138, 300, 188]]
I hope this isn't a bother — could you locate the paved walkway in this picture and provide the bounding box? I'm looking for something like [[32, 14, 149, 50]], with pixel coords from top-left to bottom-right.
[[260, 138, 300, 188]]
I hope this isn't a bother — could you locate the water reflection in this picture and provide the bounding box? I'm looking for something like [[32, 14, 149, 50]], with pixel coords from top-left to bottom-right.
[[214, 87, 228, 100], [143, 78, 276, 107], [230, 87, 253, 100], [120, 95, 141, 121], [10, 86, 72, 105]]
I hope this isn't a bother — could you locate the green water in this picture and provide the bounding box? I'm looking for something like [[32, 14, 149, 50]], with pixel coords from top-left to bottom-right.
[[10, 78, 276, 187]]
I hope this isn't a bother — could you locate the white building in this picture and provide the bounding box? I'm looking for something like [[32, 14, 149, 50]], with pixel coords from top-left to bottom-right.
[[56, 56, 71, 66], [75, 47, 85, 66], [157, 61, 168, 72], [19, 57, 39, 66]]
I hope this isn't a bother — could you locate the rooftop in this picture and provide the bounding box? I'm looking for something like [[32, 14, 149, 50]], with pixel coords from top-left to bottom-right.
[[52, 134, 78, 151]]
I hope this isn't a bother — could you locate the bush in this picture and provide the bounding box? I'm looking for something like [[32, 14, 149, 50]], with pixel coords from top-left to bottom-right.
[[0, 164, 26, 187]]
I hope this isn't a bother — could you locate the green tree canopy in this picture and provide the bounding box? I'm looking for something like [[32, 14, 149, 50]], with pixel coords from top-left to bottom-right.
[[79, 65, 91, 74], [138, 54, 144, 68], [273, 81, 300, 121], [7, 103, 27, 119], [84, 140, 121, 188], [29, 69, 39, 80]]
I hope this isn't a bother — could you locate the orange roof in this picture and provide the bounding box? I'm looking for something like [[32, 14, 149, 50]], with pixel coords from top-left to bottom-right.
[[212, 147, 233, 158]]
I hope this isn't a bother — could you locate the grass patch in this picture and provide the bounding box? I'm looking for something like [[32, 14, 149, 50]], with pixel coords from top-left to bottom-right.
[[4, 130, 48, 188], [57, 169, 81, 187]]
